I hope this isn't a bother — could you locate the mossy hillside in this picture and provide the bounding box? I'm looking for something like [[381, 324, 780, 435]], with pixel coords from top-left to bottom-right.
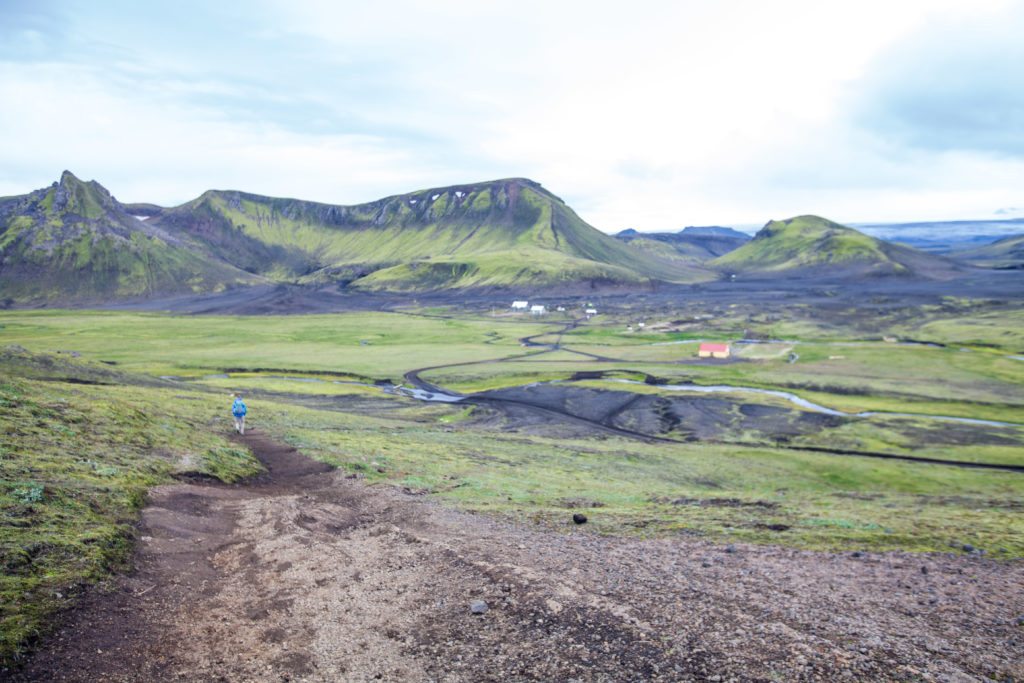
[[351, 249, 651, 291], [714, 216, 891, 271], [711, 215, 961, 279], [1, 173, 713, 299], [156, 192, 316, 279], [0, 349, 262, 665], [0, 172, 259, 303], [154, 179, 712, 288]]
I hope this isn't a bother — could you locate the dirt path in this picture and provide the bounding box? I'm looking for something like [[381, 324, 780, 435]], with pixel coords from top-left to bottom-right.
[[15, 432, 1024, 682]]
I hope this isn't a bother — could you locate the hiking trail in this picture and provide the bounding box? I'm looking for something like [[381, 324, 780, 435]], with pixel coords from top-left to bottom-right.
[[14, 431, 1024, 681]]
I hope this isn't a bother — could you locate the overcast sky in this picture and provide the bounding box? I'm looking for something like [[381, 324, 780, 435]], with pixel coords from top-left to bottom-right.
[[1, 0, 1022, 231]]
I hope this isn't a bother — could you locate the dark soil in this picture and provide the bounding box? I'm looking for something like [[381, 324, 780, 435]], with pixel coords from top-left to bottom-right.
[[79, 269, 1024, 316], [11, 432, 1024, 682]]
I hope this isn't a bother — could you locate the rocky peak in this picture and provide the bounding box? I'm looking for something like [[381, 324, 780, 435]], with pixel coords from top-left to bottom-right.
[[53, 170, 119, 218]]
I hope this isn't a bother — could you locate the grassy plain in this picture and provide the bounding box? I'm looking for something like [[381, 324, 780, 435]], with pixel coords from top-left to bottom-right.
[[1, 300, 1023, 664], [0, 310, 550, 379]]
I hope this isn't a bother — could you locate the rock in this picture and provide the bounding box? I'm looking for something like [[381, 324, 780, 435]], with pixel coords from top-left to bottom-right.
[[920, 566, 928, 575], [470, 600, 488, 615], [701, 561, 712, 568], [725, 545, 737, 554], [572, 513, 587, 525], [961, 543, 975, 553], [851, 551, 863, 558], [1017, 616, 1024, 627]]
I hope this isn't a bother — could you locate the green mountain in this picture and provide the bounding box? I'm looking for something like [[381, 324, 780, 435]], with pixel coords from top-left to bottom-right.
[[0, 172, 259, 303], [149, 178, 713, 290], [952, 234, 1024, 269], [711, 215, 959, 278]]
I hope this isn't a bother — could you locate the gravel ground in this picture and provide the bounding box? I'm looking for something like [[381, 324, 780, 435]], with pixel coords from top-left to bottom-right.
[[14, 431, 1024, 682]]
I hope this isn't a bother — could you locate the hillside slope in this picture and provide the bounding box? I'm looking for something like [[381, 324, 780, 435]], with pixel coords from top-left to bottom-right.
[[0, 172, 258, 303], [151, 179, 713, 290], [712, 215, 959, 278], [616, 226, 750, 262], [952, 234, 1024, 269]]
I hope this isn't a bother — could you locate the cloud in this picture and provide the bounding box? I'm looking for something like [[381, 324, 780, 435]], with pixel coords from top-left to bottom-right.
[[854, 3, 1024, 158], [0, 0, 1021, 227], [0, 61, 448, 206]]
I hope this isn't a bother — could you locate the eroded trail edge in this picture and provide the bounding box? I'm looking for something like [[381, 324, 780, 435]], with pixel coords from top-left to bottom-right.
[[16, 432, 1024, 682]]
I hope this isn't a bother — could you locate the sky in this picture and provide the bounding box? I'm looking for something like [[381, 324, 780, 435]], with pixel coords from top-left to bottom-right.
[[1, 0, 1022, 231]]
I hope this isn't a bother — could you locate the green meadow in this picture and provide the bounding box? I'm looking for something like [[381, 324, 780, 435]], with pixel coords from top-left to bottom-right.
[[0, 310, 549, 378], [1, 303, 1023, 664]]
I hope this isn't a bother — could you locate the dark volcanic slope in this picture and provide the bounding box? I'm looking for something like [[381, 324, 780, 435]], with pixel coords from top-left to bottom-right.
[[953, 233, 1024, 269], [713, 215, 961, 279], [0, 172, 258, 303]]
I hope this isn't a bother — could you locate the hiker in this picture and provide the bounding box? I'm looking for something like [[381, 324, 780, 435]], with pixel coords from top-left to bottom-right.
[[231, 394, 247, 434]]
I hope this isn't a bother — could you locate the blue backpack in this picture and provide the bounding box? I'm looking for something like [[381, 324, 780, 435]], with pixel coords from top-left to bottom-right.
[[232, 398, 247, 417]]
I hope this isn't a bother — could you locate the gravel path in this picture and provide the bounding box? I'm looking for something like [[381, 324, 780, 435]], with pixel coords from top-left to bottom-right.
[[15, 431, 1024, 682]]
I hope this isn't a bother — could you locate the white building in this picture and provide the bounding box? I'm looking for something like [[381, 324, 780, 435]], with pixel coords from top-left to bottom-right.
[[585, 308, 598, 316], [530, 304, 546, 315], [511, 300, 529, 310]]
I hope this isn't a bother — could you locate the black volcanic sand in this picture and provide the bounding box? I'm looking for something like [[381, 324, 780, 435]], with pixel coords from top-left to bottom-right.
[[474, 383, 844, 442], [468, 383, 1024, 459], [71, 269, 1024, 316]]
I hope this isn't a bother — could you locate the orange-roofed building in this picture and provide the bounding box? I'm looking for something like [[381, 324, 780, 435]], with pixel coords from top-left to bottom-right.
[[697, 343, 731, 359]]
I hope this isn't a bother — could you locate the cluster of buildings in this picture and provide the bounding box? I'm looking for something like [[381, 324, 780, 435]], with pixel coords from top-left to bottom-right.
[[510, 300, 597, 317]]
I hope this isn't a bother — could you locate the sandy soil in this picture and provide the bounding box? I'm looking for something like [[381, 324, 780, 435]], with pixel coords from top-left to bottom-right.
[[14, 432, 1024, 682]]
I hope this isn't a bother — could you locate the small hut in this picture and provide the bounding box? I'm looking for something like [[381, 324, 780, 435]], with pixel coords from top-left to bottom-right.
[[698, 343, 731, 359]]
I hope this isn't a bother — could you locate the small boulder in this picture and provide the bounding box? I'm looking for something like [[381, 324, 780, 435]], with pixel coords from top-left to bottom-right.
[[920, 566, 928, 575], [572, 513, 587, 525], [962, 543, 975, 553], [470, 600, 488, 615], [725, 545, 737, 554]]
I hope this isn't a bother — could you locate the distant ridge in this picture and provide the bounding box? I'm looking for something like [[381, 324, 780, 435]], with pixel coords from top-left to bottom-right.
[[680, 226, 751, 240]]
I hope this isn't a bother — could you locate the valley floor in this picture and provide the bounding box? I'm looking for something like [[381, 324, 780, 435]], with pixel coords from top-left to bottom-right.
[[15, 431, 1024, 682]]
